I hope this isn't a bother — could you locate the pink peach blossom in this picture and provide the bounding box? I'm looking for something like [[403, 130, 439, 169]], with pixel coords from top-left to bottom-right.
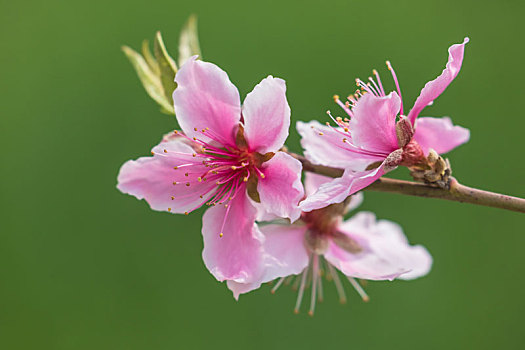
[[117, 57, 304, 289], [299, 38, 470, 212], [227, 173, 432, 314]]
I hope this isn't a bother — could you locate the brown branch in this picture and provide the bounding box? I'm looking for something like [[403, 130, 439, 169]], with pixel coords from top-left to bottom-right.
[[290, 152, 525, 214]]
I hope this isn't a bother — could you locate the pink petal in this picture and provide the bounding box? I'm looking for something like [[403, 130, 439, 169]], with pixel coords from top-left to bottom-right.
[[324, 212, 432, 280], [304, 172, 364, 212], [299, 165, 386, 212], [173, 57, 241, 147], [349, 92, 401, 153], [242, 76, 291, 153], [413, 117, 470, 155], [297, 121, 385, 170], [227, 224, 309, 299], [117, 138, 215, 213], [407, 38, 469, 125], [257, 152, 304, 222], [202, 191, 264, 284]]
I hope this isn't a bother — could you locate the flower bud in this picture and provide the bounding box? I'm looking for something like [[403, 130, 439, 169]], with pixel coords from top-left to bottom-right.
[[395, 116, 414, 148]]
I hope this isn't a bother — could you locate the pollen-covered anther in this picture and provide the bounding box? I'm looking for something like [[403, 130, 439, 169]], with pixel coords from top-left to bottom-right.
[[243, 176, 248, 182], [184, 211, 189, 215], [171, 196, 174, 200], [197, 177, 202, 182], [168, 208, 171, 212]]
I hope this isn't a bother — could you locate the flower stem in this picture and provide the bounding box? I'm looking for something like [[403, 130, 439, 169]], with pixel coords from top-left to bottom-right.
[[290, 152, 525, 214]]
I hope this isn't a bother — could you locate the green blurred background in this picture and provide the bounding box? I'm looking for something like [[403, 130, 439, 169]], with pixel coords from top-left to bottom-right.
[[2, 0, 524, 349]]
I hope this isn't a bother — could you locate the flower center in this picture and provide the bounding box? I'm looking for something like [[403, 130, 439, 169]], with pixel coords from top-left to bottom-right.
[[165, 125, 267, 236]]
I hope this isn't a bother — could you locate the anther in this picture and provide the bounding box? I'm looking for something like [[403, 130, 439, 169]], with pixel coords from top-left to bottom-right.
[[168, 208, 171, 212], [172, 181, 178, 185], [171, 196, 175, 200], [333, 94, 339, 101], [193, 137, 197, 141], [185, 183, 190, 187], [197, 177, 202, 182], [318, 132, 324, 136], [219, 233, 223, 237], [151, 151, 155, 155], [231, 166, 237, 170], [243, 177, 248, 182], [194, 127, 198, 131], [184, 211, 189, 215], [185, 173, 189, 177], [163, 149, 167, 153], [173, 166, 178, 169], [192, 153, 196, 157]]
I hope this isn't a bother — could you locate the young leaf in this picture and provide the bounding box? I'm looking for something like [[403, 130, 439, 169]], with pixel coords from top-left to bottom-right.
[[178, 14, 202, 67], [154, 32, 178, 107], [122, 45, 173, 113], [141, 39, 160, 76]]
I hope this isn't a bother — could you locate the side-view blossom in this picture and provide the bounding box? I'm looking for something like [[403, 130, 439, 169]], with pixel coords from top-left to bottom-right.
[[227, 173, 432, 314], [298, 38, 471, 211], [117, 57, 304, 291]]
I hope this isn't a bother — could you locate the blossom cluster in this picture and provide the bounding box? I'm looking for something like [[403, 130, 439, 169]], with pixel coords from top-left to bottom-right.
[[117, 23, 470, 314]]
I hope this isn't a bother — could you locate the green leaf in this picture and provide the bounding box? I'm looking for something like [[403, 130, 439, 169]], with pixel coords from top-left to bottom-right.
[[141, 39, 160, 76], [122, 45, 174, 114], [154, 31, 178, 107], [178, 14, 202, 66]]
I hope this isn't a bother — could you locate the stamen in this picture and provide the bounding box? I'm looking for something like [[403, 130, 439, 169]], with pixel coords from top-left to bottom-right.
[[373, 69, 386, 96], [271, 277, 286, 294], [294, 266, 309, 314], [308, 255, 319, 316], [327, 263, 347, 304], [333, 95, 353, 117], [386, 61, 404, 115], [347, 277, 370, 302]]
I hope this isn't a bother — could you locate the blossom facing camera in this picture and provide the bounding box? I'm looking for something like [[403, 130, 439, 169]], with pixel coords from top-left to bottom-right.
[[227, 173, 432, 313], [117, 57, 304, 289], [298, 38, 471, 212]]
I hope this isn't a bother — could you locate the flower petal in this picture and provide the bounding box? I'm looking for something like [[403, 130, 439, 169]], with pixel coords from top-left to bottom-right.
[[407, 38, 469, 124], [297, 120, 385, 170], [304, 172, 364, 211], [324, 212, 432, 280], [117, 137, 215, 213], [413, 117, 470, 155], [173, 57, 241, 147], [242, 76, 291, 153], [349, 92, 401, 153], [257, 152, 304, 222], [299, 165, 386, 212], [227, 224, 309, 299], [202, 191, 264, 285]]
